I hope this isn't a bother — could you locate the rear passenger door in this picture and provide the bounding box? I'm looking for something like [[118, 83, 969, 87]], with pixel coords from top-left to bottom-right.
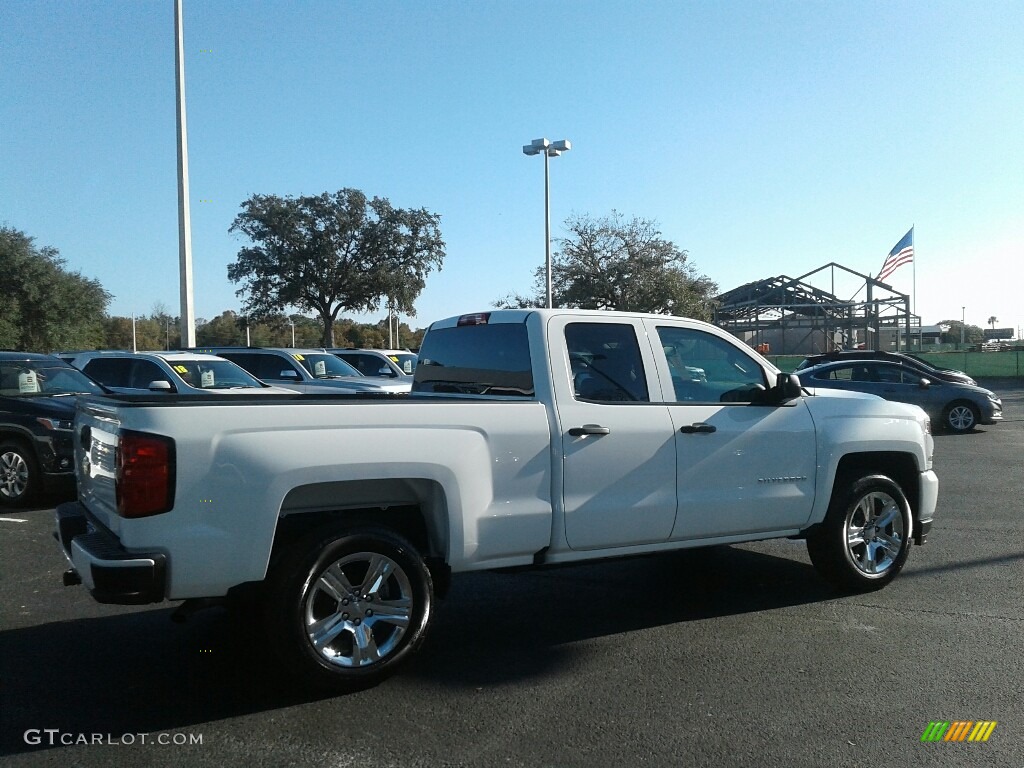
[[550, 315, 678, 550]]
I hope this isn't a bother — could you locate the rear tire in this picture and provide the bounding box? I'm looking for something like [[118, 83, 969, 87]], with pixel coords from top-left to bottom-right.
[[807, 474, 912, 592], [263, 526, 434, 692]]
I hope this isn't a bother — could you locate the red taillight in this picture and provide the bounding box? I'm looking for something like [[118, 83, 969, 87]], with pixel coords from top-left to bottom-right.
[[116, 431, 175, 518], [457, 312, 490, 326]]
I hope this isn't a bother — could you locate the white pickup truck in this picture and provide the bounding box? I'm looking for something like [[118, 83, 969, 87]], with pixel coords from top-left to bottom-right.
[[56, 309, 938, 691]]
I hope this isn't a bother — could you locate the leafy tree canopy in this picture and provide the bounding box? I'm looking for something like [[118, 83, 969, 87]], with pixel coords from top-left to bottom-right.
[[0, 226, 110, 351], [497, 212, 717, 320], [938, 320, 985, 345], [227, 189, 445, 346]]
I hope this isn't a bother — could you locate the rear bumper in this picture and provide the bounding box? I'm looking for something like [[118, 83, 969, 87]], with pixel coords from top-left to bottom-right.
[[55, 501, 166, 605]]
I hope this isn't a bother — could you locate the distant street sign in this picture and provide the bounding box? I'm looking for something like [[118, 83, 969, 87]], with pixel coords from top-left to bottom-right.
[[983, 328, 1014, 340]]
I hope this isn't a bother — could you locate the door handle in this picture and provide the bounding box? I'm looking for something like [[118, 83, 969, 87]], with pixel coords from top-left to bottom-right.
[[679, 423, 716, 434], [568, 424, 611, 436]]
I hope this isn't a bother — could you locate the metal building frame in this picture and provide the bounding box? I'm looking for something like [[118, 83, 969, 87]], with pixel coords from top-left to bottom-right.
[[714, 262, 916, 355]]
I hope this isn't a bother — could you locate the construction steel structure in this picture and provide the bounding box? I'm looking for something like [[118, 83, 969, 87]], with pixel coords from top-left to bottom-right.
[[714, 262, 917, 356]]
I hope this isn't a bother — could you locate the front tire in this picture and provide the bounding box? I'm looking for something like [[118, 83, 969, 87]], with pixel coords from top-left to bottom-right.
[[807, 475, 912, 592], [0, 440, 39, 507], [263, 526, 434, 692], [944, 402, 978, 433]]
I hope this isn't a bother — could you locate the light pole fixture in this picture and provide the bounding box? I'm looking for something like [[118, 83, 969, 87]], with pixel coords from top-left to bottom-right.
[[522, 137, 571, 309]]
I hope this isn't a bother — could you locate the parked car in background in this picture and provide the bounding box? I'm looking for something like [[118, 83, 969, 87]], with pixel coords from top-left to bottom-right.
[[327, 348, 416, 388], [794, 350, 976, 386], [797, 359, 1001, 433], [59, 351, 297, 395], [1, 352, 107, 506], [195, 348, 409, 394]]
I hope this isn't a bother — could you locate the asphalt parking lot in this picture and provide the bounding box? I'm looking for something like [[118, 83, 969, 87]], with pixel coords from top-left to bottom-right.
[[1, 379, 1022, 767]]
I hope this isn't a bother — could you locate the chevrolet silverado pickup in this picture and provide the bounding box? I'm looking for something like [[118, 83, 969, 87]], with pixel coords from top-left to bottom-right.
[[55, 309, 938, 691]]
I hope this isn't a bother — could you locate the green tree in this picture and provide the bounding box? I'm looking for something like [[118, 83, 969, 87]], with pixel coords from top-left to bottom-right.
[[227, 189, 445, 346], [938, 320, 984, 345], [196, 311, 247, 346], [102, 307, 179, 351], [497, 212, 717, 319], [149, 302, 179, 350], [0, 226, 110, 351]]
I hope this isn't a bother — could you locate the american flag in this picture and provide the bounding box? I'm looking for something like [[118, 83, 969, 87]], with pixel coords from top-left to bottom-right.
[[877, 227, 914, 282]]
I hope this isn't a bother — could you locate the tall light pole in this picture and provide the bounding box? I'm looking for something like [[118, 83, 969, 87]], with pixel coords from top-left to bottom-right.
[[174, 0, 196, 347], [961, 306, 966, 348], [522, 138, 571, 309]]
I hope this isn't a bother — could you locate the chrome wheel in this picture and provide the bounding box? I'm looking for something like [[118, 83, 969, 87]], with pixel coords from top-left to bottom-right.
[[265, 526, 433, 691], [0, 448, 30, 502], [807, 474, 913, 591], [843, 490, 905, 576], [945, 404, 977, 432], [304, 551, 413, 668]]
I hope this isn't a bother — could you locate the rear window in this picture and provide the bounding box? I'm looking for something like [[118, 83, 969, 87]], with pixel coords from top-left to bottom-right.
[[413, 324, 533, 396]]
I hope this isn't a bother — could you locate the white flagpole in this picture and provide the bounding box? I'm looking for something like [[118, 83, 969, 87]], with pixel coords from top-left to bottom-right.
[[912, 225, 918, 350]]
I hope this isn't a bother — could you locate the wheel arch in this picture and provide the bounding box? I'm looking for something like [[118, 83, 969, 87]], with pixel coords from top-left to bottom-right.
[[832, 451, 920, 522], [0, 426, 39, 453], [268, 477, 452, 591]]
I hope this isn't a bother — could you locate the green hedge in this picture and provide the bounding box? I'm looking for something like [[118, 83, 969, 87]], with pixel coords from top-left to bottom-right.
[[768, 351, 1024, 378]]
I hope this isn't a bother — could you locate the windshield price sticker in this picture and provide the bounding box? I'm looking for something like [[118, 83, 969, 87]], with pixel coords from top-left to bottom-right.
[[292, 354, 305, 361], [174, 365, 189, 374], [314, 361, 327, 376], [18, 372, 40, 393], [200, 370, 215, 388]]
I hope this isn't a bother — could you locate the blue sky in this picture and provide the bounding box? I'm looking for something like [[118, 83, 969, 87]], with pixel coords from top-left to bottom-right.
[[2, 1, 1022, 335]]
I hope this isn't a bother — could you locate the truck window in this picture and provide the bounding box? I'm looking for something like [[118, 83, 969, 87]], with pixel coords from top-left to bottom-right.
[[656, 326, 767, 403], [566, 323, 649, 402], [129, 360, 172, 389], [414, 324, 533, 396]]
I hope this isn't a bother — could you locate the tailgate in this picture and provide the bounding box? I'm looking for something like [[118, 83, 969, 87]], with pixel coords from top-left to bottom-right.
[[75, 397, 122, 532]]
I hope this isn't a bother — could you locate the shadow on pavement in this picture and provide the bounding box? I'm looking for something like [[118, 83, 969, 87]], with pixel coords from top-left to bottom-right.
[[0, 544, 836, 756]]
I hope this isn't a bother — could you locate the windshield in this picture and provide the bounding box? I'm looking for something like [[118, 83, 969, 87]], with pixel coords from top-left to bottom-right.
[[295, 353, 362, 379], [167, 359, 268, 389], [0, 361, 105, 397]]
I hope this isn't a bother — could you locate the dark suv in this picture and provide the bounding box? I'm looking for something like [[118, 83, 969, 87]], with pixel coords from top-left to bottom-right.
[[794, 350, 975, 386], [0, 352, 107, 506]]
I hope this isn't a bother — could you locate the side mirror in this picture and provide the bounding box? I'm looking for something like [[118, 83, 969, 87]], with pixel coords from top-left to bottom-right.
[[280, 370, 300, 379], [378, 367, 396, 377], [918, 377, 931, 389], [776, 372, 803, 401], [147, 380, 173, 392]]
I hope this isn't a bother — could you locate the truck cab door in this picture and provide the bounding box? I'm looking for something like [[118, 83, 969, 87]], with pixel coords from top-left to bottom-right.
[[644, 321, 817, 540], [549, 316, 677, 551]]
